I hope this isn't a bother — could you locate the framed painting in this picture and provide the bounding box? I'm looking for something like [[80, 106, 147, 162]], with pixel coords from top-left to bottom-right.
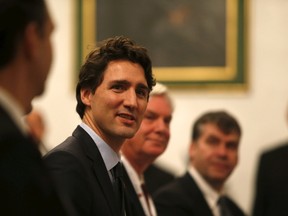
[[77, 0, 248, 90]]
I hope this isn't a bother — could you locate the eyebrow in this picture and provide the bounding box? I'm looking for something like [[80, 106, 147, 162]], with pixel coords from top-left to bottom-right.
[[111, 80, 149, 90], [145, 109, 172, 120]]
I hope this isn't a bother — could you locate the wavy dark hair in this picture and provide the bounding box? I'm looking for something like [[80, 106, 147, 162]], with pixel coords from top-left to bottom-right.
[[192, 111, 241, 141], [76, 36, 156, 118]]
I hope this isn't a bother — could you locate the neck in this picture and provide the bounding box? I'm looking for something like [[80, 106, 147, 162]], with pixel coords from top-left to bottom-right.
[[211, 182, 223, 193], [82, 112, 125, 153], [190, 163, 224, 193], [128, 158, 148, 175]]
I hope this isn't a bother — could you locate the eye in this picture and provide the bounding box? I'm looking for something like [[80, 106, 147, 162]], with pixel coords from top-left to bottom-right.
[[164, 116, 172, 125], [136, 88, 149, 99], [206, 136, 219, 146], [144, 113, 156, 120], [111, 84, 126, 92], [226, 142, 238, 150]]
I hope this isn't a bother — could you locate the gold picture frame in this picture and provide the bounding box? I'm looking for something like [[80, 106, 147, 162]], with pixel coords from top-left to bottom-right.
[[77, 0, 248, 90]]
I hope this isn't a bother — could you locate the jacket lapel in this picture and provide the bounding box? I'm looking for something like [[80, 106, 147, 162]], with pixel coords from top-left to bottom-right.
[[181, 173, 214, 216], [73, 126, 119, 216]]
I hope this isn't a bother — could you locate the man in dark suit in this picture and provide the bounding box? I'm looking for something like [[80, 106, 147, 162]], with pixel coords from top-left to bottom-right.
[[0, 0, 67, 215], [252, 141, 288, 216], [121, 82, 174, 216], [154, 111, 246, 216], [44, 36, 155, 216]]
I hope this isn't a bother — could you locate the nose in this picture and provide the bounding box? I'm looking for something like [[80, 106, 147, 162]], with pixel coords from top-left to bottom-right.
[[155, 118, 170, 137], [123, 89, 137, 109], [217, 144, 228, 157]]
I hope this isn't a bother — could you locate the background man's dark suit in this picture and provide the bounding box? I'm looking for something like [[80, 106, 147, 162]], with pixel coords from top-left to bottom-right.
[[252, 141, 288, 216], [0, 106, 66, 215], [144, 164, 175, 195], [153, 172, 245, 216], [44, 126, 127, 216]]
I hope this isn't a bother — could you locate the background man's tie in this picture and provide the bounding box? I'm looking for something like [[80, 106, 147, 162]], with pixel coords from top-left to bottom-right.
[[141, 183, 153, 216], [218, 196, 232, 216]]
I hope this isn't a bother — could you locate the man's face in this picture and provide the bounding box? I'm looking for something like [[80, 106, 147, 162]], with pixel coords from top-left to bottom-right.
[[123, 95, 172, 160], [81, 60, 150, 147], [189, 123, 240, 189]]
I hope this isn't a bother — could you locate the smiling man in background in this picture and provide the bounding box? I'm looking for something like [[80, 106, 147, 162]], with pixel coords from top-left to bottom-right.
[[154, 111, 245, 216], [121, 82, 173, 216]]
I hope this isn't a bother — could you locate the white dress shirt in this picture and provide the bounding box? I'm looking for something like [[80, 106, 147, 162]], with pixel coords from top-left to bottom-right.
[[122, 156, 157, 216], [188, 165, 223, 216]]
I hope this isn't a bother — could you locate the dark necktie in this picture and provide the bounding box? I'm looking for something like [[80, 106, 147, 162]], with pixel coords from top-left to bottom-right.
[[112, 162, 125, 216], [141, 183, 152, 216], [218, 196, 232, 216]]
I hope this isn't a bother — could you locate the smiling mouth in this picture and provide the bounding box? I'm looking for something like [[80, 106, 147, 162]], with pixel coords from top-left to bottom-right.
[[149, 139, 166, 144], [213, 163, 230, 171], [118, 113, 135, 121]]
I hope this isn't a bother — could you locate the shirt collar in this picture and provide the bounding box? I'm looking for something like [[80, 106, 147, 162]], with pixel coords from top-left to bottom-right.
[[121, 155, 145, 186], [79, 122, 120, 171], [188, 165, 221, 211]]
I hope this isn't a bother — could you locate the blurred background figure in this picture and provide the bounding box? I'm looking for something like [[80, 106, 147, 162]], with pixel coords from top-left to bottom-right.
[[144, 163, 175, 195], [154, 110, 246, 216], [25, 109, 48, 155], [252, 106, 288, 216], [121, 82, 174, 216]]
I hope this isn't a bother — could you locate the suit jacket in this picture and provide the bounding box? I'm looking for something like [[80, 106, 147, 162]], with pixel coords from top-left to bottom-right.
[[153, 172, 245, 216], [44, 126, 129, 216], [0, 105, 66, 215], [122, 166, 146, 216], [252, 141, 288, 216], [144, 164, 175, 195]]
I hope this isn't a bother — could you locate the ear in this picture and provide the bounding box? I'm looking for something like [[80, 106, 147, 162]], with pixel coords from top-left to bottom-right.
[[23, 22, 41, 60], [80, 88, 92, 106]]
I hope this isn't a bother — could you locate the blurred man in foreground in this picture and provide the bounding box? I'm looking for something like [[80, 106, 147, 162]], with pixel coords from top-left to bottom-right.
[[0, 0, 67, 215]]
